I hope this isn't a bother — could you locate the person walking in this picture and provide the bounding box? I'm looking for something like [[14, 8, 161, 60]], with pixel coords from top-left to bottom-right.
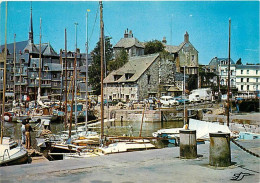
[[21, 119, 26, 144], [25, 119, 33, 149]]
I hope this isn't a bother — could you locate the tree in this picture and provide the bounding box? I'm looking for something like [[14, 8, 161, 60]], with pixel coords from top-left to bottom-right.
[[236, 58, 242, 65], [88, 36, 113, 95], [144, 40, 165, 55], [107, 49, 128, 72]]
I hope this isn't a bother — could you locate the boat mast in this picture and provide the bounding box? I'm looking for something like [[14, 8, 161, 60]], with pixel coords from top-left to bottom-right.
[[59, 49, 63, 109], [184, 65, 186, 125], [100, 1, 104, 140], [13, 34, 16, 103], [227, 18, 231, 127], [85, 10, 90, 128], [64, 29, 68, 129], [74, 22, 78, 129], [68, 24, 78, 140], [39, 18, 42, 96], [19, 51, 22, 116], [1, 1, 8, 144]]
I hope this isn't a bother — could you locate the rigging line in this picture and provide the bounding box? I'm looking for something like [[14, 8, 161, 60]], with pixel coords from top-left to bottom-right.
[[88, 5, 99, 44], [104, 26, 116, 46]]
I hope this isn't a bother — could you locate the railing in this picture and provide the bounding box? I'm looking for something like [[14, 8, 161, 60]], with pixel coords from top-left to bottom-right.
[[1, 149, 10, 161]]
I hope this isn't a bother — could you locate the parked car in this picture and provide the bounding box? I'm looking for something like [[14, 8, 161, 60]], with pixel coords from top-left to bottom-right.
[[144, 97, 158, 104], [176, 98, 190, 104], [160, 96, 179, 106]]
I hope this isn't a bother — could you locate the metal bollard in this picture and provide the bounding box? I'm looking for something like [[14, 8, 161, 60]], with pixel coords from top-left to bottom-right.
[[209, 132, 231, 167], [179, 130, 197, 159]]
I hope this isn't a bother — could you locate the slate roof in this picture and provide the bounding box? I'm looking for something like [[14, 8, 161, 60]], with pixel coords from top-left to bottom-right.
[[23, 42, 39, 54], [0, 41, 28, 54], [114, 37, 144, 49], [104, 53, 159, 84], [164, 42, 186, 53], [236, 65, 260, 69], [209, 57, 235, 66], [35, 43, 58, 56], [47, 63, 62, 71]]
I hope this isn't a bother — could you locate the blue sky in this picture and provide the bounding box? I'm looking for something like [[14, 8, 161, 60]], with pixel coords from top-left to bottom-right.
[[0, 1, 259, 65]]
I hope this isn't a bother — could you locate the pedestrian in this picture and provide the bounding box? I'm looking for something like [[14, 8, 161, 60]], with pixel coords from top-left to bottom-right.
[[21, 119, 26, 144], [25, 119, 33, 149]]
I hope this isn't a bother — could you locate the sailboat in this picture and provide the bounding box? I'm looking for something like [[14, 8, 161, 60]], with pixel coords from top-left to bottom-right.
[[0, 2, 28, 166]]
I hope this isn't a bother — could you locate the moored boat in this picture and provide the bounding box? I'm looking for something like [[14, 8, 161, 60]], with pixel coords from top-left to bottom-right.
[[0, 137, 28, 166]]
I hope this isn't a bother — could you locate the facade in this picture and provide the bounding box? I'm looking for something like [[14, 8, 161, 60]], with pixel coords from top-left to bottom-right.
[[113, 29, 145, 57], [103, 53, 178, 102], [235, 65, 260, 93], [0, 6, 88, 102], [163, 32, 199, 76]]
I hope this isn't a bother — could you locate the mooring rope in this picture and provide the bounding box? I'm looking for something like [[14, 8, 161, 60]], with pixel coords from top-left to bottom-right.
[[231, 139, 260, 158]]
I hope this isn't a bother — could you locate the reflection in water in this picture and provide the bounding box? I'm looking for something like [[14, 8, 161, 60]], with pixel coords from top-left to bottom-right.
[[2, 120, 183, 148]]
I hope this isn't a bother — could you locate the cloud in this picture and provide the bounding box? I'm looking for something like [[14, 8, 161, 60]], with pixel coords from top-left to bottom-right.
[[245, 49, 258, 52]]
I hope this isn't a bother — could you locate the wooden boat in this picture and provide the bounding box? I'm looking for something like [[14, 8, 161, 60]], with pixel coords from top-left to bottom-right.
[[0, 137, 28, 166]]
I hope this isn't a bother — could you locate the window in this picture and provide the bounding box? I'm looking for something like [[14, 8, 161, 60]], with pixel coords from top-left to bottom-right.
[[53, 74, 57, 78], [247, 70, 249, 74], [256, 78, 258, 83], [247, 78, 249, 82], [241, 70, 243, 74], [54, 82, 57, 86], [221, 70, 224, 75], [131, 94, 135, 98], [256, 70, 259, 74], [257, 85, 259, 90], [44, 66, 49, 71], [241, 78, 243, 82], [241, 85, 243, 90], [147, 75, 151, 84], [247, 85, 249, 90], [191, 55, 195, 61]]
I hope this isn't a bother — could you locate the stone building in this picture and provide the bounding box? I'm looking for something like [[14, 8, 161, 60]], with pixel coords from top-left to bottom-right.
[[103, 53, 177, 102], [113, 29, 144, 57], [163, 32, 199, 75]]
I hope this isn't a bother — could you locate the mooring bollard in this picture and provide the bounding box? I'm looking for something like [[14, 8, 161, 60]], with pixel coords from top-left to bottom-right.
[[209, 132, 231, 167], [179, 130, 197, 159]]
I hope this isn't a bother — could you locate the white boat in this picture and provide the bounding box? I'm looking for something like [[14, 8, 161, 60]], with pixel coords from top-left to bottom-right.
[[152, 118, 232, 140], [100, 141, 155, 154], [0, 137, 28, 166]]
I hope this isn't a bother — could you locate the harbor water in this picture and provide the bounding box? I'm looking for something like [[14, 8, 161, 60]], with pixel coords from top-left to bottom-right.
[[2, 120, 184, 149]]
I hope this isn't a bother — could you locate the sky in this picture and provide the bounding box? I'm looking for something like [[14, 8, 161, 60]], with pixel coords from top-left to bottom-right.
[[0, 0, 259, 65]]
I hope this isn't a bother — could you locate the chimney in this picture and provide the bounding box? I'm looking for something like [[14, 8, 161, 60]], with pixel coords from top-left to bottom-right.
[[129, 30, 133, 38], [162, 37, 167, 44], [124, 29, 128, 38], [76, 48, 80, 54], [184, 31, 189, 43]]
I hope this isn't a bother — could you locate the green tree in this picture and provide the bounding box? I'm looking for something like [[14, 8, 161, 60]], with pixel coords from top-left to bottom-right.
[[144, 40, 165, 55], [89, 36, 113, 95], [107, 49, 128, 72]]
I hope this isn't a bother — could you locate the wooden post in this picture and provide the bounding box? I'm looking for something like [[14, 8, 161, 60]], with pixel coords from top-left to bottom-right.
[[227, 19, 231, 127], [100, 1, 104, 140]]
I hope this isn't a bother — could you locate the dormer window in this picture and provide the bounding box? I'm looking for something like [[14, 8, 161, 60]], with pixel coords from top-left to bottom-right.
[[44, 66, 49, 71], [125, 73, 133, 80], [114, 75, 122, 81]]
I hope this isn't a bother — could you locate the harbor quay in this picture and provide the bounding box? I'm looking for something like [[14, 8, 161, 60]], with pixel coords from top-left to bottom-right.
[[0, 140, 259, 183]]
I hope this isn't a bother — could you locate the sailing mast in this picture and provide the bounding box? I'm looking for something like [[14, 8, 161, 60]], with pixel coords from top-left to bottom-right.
[[100, 1, 104, 140], [64, 29, 68, 129], [227, 18, 231, 127], [68, 23, 78, 140], [74, 22, 78, 129], [1, 1, 8, 144], [13, 34, 16, 103], [39, 18, 42, 96], [85, 10, 90, 128]]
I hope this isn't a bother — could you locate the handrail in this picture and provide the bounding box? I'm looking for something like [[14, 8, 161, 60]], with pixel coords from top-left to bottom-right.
[[1, 149, 10, 161]]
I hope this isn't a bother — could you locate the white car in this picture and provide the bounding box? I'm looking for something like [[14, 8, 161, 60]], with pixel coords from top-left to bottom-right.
[[160, 96, 179, 106]]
